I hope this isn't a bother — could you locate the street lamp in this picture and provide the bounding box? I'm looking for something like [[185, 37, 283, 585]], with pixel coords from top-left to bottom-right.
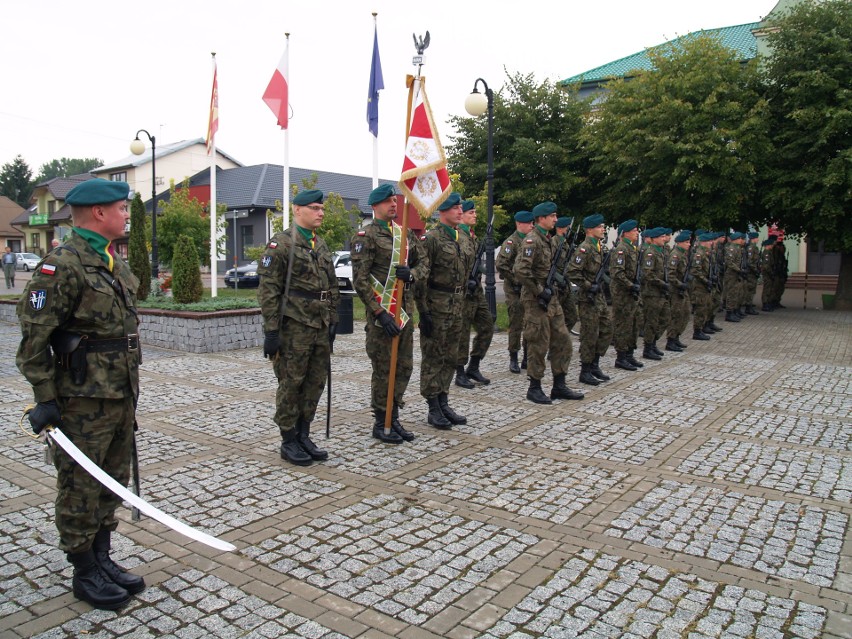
[[465, 78, 496, 322], [130, 130, 159, 278]]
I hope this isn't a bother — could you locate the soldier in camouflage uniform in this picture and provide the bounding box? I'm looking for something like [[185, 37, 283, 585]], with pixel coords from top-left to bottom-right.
[[454, 200, 494, 388], [553, 216, 579, 344], [417, 193, 468, 429], [743, 232, 761, 315], [495, 211, 533, 373], [258, 189, 339, 466], [351, 184, 427, 444], [566, 213, 614, 386], [609, 219, 644, 370], [17, 180, 144, 610], [514, 202, 583, 403], [638, 227, 670, 360], [665, 230, 693, 351], [723, 232, 746, 322], [690, 233, 714, 340], [770, 232, 789, 309], [760, 235, 778, 311]]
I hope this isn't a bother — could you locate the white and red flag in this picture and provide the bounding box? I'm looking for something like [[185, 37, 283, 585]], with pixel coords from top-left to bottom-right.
[[206, 58, 219, 155], [399, 79, 451, 217], [263, 42, 289, 129]]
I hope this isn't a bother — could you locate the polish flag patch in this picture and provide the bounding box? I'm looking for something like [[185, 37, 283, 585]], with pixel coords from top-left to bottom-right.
[[41, 264, 56, 276]]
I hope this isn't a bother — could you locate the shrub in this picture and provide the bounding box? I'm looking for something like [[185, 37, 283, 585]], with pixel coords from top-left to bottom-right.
[[171, 235, 203, 304], [128, 192, 151, 300]]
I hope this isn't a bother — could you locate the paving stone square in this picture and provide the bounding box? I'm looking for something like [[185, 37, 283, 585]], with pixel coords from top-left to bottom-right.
[[141, 354, 251, 377], [135, 383, 231, 414], [621, 377, 744, 403], [752, 387, 852, 417], [572, 394, 716, 428], [155, 400, 276, 443], [663, 362, 766, 384], [719, 407, 852, 451], [773, 366, 852, 394]]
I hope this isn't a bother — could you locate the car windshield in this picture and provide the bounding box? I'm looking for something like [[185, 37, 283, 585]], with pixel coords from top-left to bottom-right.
[[21, 253, 39, 259]]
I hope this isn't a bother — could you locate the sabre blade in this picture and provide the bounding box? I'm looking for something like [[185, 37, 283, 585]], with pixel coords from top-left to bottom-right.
[[47, 428, 236, 552]]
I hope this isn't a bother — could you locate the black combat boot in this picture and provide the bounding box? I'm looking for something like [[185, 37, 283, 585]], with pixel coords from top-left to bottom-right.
[[737, 306, 747, 318], [762, 303, 773, 312], [674, 336, 688, 349], [709, 318, 723, 331], [466, 356, 490, 385], [455, 365, 475, 389], [438, 393, 466, 425], [92, 529, 145, 595], [550, 373, 584, 400], [297, 419, 328, 461], [391, 404, 415, 441], [652, 342, 665, 356], [372, 410, 403, 444], [67, 549, 130, 610], [642, 344, 662, 361], [702, 323, 717, 334], [693, 329, 711, 340], [520, 344, 528, 369], [590, 355, 611, 380], [280, 428, 313, 466], [725, 310, 741, 322], [579, 362, 601, 385], [746, 305, 759, 315], [665, 337, 684, 352], [526, 377, 552, 404], [626, 349, 644, 368], [509, 351, 520, 374], [427, 397, 452, 430], [615, 352, 638, 371]]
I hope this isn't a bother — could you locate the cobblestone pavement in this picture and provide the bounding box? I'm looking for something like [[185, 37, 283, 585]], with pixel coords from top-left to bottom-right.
[[1, 307, 850, 638]]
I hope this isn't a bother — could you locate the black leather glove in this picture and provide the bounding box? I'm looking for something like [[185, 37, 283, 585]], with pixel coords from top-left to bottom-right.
[[328, 322, 337, 350], [419, 312, 434, 337], [377, 311, 401, 337], [660, 282, 670, 293], [395, 265, 414, 283], [678, 282, 689, 292], [630, 283, 641, 296], [263, 330, 281, 359], [537, 287, 553, 309], [588, 283, 601, 296], [29, 400, 61, 435], [466, 279, 478, 295]]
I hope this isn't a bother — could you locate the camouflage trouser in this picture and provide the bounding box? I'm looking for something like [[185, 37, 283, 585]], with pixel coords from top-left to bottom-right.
[[522, 297, 569, 380], [272, 319, 330, 437], [692, 285, 714, 331], [641, 294, 670, 344], [456, 289, 494, 365], [559, 287, 578, 330], [723, 272, 742, 311], [668, 291, 691, 338], [746, 276, 759, 307], [611, 288, 639, 352], [504, 284, 524, 353], [577, 295, 612, 364], [712, 286, 723, 315], [420, 297, 463, 398], [761, 274, 775, 306], [54, 395, 135, 553], [365, 315, 414, 413]]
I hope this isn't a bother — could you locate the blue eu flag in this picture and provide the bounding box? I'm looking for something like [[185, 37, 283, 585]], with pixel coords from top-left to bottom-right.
[[367, 25, 384, 137]]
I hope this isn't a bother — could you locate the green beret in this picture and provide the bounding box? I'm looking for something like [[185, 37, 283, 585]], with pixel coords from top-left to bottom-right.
[[617, 219, 638, 234], [698, 233, 714, 242], [643, 227, 662, 239], [555, 216, 572, 228], [293, 189, 324, 206], [761, 237, 775, 246], [748, 231, 759, 239], [583, 213, 605, 228], [438, 192, 462, 211], [532, 201, 557, 217], [461, 199, 476, 212], [65, 179, 130, 206], [729, 232, 744, 241], [514, 210, 534, 223], [674, 230, 691, 243], [368, 184, 396, 205], [696, 228, 707, 236], [662, 228, 673, 235]]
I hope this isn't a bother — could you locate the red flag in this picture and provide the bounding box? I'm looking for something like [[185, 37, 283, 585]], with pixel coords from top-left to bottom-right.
[[263, 42, 289, 129], [399, 79, 451, 218], [206, 59, 219, 155]]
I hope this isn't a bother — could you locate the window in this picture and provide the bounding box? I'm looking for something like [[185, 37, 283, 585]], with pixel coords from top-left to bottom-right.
[[110, 172, 127, 182], [48, 200, 56, 214], [240, 225, 254, 260], [31, 233, 40, 249]]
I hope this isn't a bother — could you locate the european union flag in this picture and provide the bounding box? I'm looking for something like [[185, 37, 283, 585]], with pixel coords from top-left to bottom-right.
[[367, 24, 384, 137]]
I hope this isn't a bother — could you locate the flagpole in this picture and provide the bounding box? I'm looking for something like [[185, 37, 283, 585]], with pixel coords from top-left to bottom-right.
[[209, 52, 218, 298], [283, 34, 291, 232], [371, 13, 379, 189]]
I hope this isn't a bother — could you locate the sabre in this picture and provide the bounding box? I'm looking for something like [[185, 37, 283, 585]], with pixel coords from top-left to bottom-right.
[[23, 409, 236, 552]]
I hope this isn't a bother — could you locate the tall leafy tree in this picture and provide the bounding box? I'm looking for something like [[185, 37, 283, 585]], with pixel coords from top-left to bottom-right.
[[583, 35, 769, 231], [447, 72, 591, 241], [760, 0, 852, 307], [128, 192, 151, 300], [0, 155, 34, 208], [36, 157, 103, 182]]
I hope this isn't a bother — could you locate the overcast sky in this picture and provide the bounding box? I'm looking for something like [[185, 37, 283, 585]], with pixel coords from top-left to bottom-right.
[[2, 0, 775, 182]]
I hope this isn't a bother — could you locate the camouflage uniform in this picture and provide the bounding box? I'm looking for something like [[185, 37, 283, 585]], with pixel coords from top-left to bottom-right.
[[609, 237, 641, 353], [351, 220, 427, 414], [495, 230, 525, 353], [639, 244, 670, 347], [455, 225, 494, 370], [666, 245, 691, 342], [16, 231, 141, 553], [566, 236, 613, 365], [761, 244, 777, 309], [257, 228, 339, 439], [690, 244, 714, 334], [553, 235, 578, 341], [723, 242, 744, 315], [417, 224, 466, 399], [746, 241, 761, 311], [771, 243, 788, 307], [514, 226, 570, 381]]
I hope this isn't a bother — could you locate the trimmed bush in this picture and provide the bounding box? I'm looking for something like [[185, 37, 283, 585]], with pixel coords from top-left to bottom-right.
[[171, 234, 203, 304], [128, 192, 151, 300]]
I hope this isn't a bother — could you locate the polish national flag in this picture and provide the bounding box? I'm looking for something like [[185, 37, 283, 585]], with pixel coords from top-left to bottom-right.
[[263, 43, 289, 129], [206, 60, 219, 155]]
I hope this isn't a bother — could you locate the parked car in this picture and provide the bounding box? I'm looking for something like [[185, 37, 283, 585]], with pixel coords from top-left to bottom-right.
[[334, 252, 353, 293], [16, 252, 41, 271], [224, 261, 260, 288]]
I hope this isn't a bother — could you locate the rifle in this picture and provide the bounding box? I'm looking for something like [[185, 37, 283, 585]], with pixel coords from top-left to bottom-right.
[[632, 229, 643, 300], [589, 229, 621, 302], [466, 214, 494, 295], [678, 231, 696, 297], [540, 232, 568, 310], [553, 218, 580, 292], [740, 235, 750, 281]]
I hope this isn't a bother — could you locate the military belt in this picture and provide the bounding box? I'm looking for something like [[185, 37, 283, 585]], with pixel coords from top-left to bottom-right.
[[84, 334, 140, 353], [289, 289, 331, 301], [429, 283, 464, 295]]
